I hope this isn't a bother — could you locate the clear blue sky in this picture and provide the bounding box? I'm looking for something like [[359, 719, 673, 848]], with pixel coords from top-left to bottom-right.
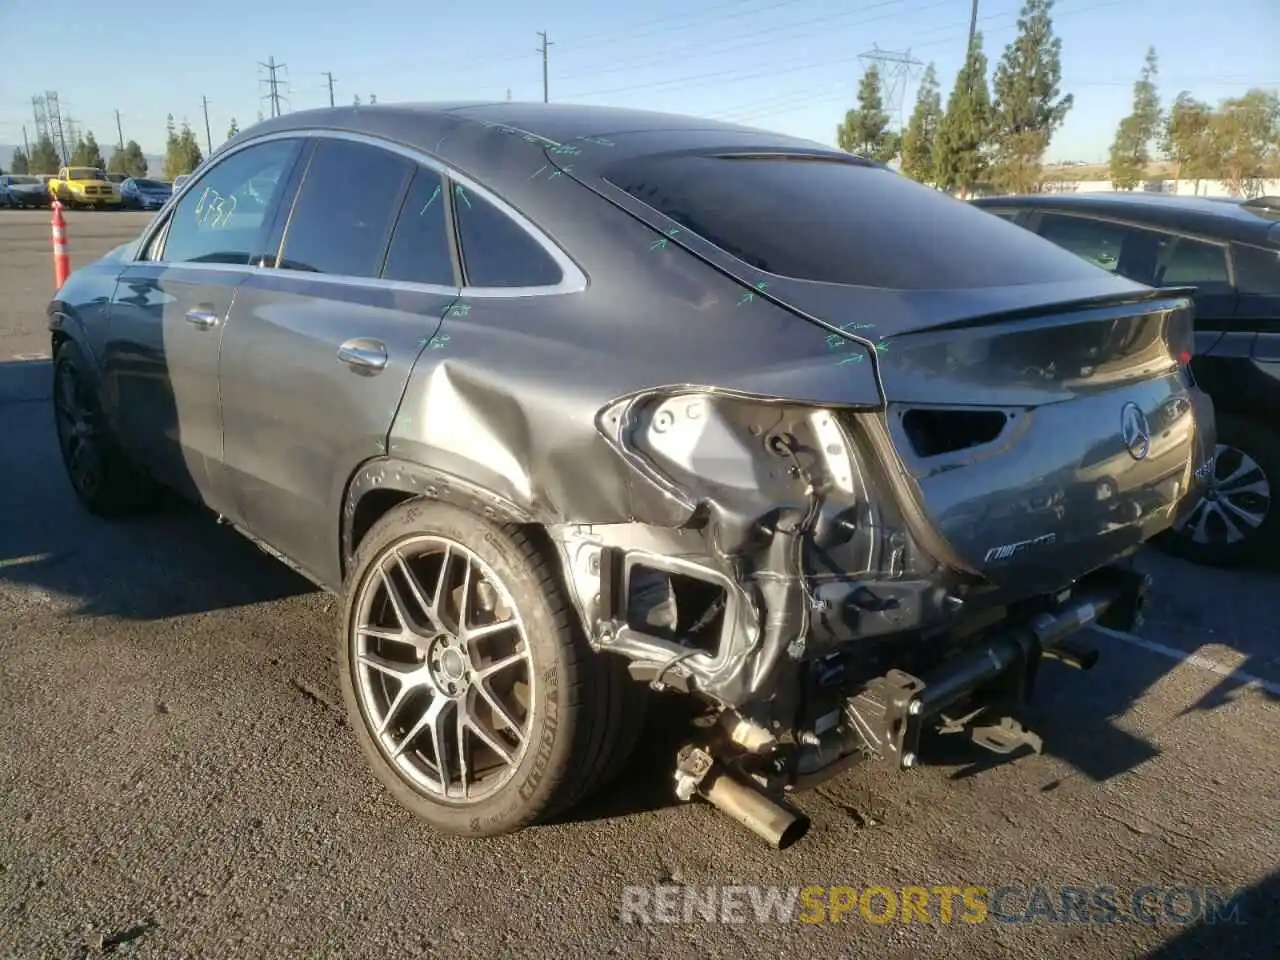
[[0, 0, 1275, 164]]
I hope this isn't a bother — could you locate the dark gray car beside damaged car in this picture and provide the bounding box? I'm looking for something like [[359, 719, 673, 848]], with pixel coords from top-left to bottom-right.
[[47, 102, 1214, 848], [972, 192, 1280, 568]]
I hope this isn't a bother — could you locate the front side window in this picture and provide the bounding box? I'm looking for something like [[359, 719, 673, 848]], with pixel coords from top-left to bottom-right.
[[157, 138, 299, 265], [276, 138, 414, 278], [453, 183, 562, 288]]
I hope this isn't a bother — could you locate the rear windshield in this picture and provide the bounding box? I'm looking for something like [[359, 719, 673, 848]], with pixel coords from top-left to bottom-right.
[[7, 175, 38, 184], [134, 179, 168, 190], [606, 154, 1104, 289]]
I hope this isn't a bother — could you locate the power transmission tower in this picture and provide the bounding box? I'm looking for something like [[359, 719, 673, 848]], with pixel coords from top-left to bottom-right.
[[32, 96, 50, 144], [323, 71, 336, 107], [200, 96, 213, 153], [506, 88, 512, 101], [857, 45, 923, 131], [369, 93, 377, 104], [45, 91, 68, 164], [536, 31, 553, 103], [114, 109, 124, 150], [259, 56, 289, 118]]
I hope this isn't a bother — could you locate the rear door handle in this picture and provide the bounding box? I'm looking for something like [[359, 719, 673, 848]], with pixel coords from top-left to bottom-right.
[[184, 307, 220, 329], [338, 338, 388, 373]]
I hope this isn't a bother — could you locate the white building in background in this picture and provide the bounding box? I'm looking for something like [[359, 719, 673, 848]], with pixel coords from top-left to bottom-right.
[[1038, 178, 1280, 198]]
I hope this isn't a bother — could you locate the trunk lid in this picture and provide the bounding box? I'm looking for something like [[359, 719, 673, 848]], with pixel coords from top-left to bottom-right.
[[772, 279, 1216, 595]]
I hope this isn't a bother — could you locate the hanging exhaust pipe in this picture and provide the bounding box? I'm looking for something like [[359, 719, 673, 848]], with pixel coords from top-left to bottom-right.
[[675, 745, 810, 849], [700, 764, 811, 849]]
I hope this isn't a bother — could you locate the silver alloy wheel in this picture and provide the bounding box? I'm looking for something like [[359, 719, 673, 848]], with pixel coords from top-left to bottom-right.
[[1173, 443, 1272, 545], [352, 535, 535, 804]]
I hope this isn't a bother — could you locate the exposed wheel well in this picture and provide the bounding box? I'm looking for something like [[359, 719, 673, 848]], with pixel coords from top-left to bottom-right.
[[349, 488, 417, 561], [345, 487, 566, 609]]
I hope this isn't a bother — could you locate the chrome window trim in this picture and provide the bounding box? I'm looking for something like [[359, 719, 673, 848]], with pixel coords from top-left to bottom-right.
[[134, 127, 587, 300]]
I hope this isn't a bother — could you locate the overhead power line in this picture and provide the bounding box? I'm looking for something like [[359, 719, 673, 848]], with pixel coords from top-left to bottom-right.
[[552, 0, 921, 84]]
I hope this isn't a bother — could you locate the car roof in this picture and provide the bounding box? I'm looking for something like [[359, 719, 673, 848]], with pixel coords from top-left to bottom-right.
[[973, 191, 1280, 246], [223, 101, 847, 179]]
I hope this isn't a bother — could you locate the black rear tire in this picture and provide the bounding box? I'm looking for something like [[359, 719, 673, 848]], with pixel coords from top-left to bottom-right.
[[1152, 414, 1279, 567], [338, 500, 646, 836]]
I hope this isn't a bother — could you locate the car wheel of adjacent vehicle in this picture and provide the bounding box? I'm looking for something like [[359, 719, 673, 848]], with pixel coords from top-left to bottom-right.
[[52, 341, 158, 517], [1154, 414, 1279, 567], [338, 500, 644, 836]]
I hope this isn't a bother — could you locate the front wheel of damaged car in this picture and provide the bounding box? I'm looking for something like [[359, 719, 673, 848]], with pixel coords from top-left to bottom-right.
[[339, 500, 644, 836]]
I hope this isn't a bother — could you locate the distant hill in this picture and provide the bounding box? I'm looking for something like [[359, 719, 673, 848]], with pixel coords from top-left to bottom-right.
[[0, 144, 165, 175]]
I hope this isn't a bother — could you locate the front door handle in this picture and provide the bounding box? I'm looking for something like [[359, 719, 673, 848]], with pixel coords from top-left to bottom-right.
[[338, 338, 389, 374], [184, 307, 220, 329]]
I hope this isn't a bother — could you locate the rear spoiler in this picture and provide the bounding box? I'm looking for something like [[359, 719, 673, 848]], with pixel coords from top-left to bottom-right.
[[911, 285, 1198, 336]]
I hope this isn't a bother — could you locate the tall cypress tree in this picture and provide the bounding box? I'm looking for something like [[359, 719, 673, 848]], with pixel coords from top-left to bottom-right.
[[836, 64, 900, 163], [1108, 48, 1161, 189], [901, 63, 944, 184], [934, 33, 993, 196], [990, 0, 1073, 193]]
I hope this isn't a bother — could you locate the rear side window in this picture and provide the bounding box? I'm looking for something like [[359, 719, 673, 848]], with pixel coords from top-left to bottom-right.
[[278, 138, 414, 277], [1159, 236, 1230, 288], [1233, 243, 1280, 295], [453, 184, 563, 288], [606, 155, 1103, 289], [381, 168, 455, 286]]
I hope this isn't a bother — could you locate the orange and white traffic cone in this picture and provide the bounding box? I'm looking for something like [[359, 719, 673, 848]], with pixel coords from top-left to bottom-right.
[[51, 201, 71, 290]]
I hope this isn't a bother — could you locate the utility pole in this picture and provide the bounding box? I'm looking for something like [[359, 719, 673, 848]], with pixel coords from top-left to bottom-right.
[[22, 124, 31, 159], [323, 71, 336, 107], [537, 31, 553, 103], [259, 56, 288, 118], [114, 110, 124, 150], [200, 95, 213, 153], [966, 0, 979, 56]]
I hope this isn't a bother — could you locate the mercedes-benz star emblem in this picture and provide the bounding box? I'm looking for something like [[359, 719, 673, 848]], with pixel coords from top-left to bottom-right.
[[1121, 402, 1151, 461]]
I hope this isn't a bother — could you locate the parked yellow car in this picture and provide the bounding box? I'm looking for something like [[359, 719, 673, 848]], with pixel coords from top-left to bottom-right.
[[48, 166, 122, 209]]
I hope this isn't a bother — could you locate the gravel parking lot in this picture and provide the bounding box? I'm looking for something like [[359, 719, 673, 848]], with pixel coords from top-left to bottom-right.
[[1, 208, 1277, 959]]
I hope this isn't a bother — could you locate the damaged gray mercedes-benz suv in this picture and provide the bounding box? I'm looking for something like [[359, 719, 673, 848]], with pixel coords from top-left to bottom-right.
[[48, 102, 1216, 847]]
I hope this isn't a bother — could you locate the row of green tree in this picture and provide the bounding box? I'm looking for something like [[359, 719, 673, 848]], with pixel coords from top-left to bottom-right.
[[838, 0, 1073, 196], [1108, 50, 1280, 195], [837, 0, 1279, 196], [6, 114, 242, 181]]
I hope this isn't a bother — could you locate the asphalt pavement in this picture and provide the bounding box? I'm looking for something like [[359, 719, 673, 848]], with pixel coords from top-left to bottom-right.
[[1, 208, 1277, 959]]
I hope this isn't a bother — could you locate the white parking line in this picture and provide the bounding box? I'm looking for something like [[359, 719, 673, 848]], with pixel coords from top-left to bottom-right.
[[1091, 624, 1280, 696]]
